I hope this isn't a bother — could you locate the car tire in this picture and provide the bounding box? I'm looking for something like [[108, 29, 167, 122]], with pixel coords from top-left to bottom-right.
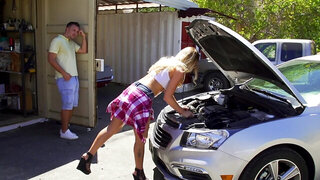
[[239, 147, 309, 180], [203, 72, 230, 91]]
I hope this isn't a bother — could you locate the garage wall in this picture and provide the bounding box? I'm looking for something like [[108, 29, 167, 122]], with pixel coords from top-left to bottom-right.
[[96, 11, 181, 84]]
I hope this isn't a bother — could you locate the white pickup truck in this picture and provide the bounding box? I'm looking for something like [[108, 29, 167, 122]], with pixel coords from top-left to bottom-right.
[[198, 39, 317, 91], [253, 39, 317, 65]]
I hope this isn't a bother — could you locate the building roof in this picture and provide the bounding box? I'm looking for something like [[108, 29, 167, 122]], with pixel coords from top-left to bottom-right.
[[97, 0, 198, 10], [97, 0, 145, 6]]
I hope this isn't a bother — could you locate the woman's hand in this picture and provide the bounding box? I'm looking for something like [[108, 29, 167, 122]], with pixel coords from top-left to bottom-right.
[[180, 109, 194, 118]]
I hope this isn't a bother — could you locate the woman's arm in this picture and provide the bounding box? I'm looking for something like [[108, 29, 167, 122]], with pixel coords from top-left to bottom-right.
[[163, 68, 193, 118]]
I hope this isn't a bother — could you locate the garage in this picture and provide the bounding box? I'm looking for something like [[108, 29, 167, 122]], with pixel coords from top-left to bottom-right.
[[0, 0, 212, 130]]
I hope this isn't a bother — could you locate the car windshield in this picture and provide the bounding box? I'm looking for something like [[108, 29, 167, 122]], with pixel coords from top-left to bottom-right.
[[246, 77, 293, 103], [246, 59, 320, 106]]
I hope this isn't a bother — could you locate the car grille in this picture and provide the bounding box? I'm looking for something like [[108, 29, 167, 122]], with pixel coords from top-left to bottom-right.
[[179, 169, 212, 180], [153, 124, 172, 148]]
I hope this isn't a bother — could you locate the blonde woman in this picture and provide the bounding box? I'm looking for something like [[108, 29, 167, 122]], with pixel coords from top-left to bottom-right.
[[77, 47, 199, 180]]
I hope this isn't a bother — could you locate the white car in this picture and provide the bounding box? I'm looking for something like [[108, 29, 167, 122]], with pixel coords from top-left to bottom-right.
[[149, 19, 320, 180], [253, 39, 317, 65]]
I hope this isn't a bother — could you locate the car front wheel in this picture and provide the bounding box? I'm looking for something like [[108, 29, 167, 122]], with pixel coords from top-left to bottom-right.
[[239, 147, 309, 180], [203, 72, 229, 91]]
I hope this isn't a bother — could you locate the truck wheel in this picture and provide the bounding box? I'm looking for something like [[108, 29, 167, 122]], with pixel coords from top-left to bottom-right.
[[203, 72, 229, 91]]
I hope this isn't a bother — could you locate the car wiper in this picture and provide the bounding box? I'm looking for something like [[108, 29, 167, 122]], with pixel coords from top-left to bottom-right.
[[251, 88, 291, 105]]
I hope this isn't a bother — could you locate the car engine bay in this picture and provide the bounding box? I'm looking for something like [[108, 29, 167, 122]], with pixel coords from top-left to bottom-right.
[[163, 86, 297, 130]]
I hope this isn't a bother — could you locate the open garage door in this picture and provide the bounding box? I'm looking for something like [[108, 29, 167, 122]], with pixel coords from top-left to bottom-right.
[[36, 0, 96, 127]]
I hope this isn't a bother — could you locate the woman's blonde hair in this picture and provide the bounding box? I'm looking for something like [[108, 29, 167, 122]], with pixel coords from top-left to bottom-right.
[[148, 47, 199, 84]]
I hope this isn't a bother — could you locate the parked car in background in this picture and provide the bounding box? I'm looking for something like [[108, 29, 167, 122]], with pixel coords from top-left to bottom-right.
[[197, 58, 230, 91], [96, 65, 113, 88], [150, 19, 320, 180], [253, 39, 317, 65], [197, 39, 317, 92]]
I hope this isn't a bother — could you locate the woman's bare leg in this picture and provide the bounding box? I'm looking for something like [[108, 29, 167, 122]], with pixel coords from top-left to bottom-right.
[[133, 119, 150, 172], [82, 117, 124, 158]]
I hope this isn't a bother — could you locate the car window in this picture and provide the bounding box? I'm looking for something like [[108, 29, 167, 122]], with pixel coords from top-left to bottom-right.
[[254, 43, 276, 62], [279, 60, 320, 106], [281, 43, 302, 62]]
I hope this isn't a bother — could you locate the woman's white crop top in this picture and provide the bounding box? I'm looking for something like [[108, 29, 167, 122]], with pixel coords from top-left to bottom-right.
[[152, 69, 170, 89]]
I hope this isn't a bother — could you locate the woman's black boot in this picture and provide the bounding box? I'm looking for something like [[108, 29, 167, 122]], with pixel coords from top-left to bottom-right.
[[77, 152, 93, 175], [132, 168, 148, 180]]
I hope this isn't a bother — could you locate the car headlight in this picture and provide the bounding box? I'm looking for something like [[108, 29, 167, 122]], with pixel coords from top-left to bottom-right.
[[181, 129, 229, 149]]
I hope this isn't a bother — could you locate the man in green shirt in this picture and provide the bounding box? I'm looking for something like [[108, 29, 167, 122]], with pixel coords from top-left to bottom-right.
[[48, 22, 87, 140]]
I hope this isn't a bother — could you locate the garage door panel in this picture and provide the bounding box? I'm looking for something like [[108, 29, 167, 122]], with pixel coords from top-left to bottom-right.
[[38, 0, 96, 127]]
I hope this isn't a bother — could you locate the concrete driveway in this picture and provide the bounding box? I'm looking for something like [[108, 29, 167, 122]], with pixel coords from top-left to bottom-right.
[[0, 83, 202, 180]]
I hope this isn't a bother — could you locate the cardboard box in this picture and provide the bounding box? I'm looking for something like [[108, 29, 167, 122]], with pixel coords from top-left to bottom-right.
[[5, 91, 32, 111], [25, 89, 33, 111], [7, 95, 20, 110], [10, 52, 21, 72]]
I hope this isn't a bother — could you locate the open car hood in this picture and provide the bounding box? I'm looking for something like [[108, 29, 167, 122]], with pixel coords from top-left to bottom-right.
[[187, 19, 306, 106]]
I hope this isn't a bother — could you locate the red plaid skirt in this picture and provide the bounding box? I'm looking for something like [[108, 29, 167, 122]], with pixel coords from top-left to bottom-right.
[[106, 83, 154, 143]]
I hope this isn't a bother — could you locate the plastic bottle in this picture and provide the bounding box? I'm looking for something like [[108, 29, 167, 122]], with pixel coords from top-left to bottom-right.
[[9, 37, 14, 51]]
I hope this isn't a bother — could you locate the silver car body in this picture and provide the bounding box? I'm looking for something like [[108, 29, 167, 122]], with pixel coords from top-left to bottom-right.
[[150, 111, 320, 179], [149, 19, 320, 180]]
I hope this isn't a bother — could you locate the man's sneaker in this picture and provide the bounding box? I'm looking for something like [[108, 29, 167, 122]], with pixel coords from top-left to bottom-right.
[[60, 129, 78, 140]]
